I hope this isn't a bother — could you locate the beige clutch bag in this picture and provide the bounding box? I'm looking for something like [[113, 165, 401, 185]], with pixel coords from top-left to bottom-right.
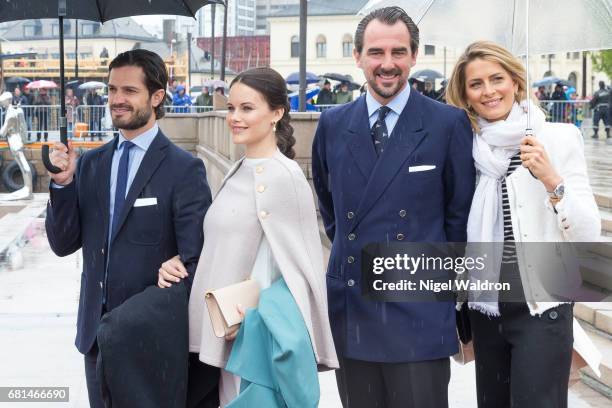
[[205, 279, 261, 338]]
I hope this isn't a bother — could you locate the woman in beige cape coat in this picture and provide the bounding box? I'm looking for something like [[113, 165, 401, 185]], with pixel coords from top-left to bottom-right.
[[158, 67, 338, 406]]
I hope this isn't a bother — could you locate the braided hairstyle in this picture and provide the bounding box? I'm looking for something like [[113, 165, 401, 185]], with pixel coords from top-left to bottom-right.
[[230, 67, 296, 159]]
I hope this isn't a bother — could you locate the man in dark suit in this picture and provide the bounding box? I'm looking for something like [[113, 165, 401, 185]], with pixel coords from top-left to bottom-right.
[[312, 7, 475, 408], [46, 50, 215, 408]]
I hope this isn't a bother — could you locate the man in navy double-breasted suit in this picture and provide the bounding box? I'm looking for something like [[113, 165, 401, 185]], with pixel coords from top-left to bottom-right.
[[312, 7, 475, 408], [45, 50, 216, 408]]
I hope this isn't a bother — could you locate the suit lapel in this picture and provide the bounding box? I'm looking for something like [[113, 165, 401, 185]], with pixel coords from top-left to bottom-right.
[[345, 96, 377, 180], [349, 91, 428, 232], [97, 138, 117, 244], [110, 131, 169, 244]]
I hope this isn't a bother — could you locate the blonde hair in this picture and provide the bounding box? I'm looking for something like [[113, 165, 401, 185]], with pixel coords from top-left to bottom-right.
[[446, 41, 531, 133]]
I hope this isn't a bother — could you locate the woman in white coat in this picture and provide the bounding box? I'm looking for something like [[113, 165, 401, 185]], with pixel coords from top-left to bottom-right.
[[446, 41, 601, 408], [158, 67, 338, 407]]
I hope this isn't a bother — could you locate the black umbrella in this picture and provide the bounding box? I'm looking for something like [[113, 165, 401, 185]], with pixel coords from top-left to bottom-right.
[[321, 73, 361, 91], [410, 69, 444, 82], [0, 0, 224, 173], [5, 77, 31, 84]]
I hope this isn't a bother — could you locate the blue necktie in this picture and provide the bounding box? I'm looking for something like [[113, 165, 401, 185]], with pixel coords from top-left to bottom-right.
[[111, 141, 135, 236], [371, 106, 391, 156]]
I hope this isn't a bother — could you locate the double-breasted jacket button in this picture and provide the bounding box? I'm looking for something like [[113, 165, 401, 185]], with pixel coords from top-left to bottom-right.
[[347, 211, 355, 219], [347, 279, 355, 287], [259, 210, 269, 219], [548, 310, 559, 320], [399, 209, 407, 218], [255, 166, 264, 174], [347, 256, 355, 264], [257, 185, 266, 193], [396, 233, 405, 241], [348, 233, 356, 241]]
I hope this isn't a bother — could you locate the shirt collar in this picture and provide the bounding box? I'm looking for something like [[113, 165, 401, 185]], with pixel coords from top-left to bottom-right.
[[366, 82, 411, 119], [117, 123, 159, 151]]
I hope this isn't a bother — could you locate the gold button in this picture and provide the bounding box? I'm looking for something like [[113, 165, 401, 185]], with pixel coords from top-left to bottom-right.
[[347, 256, 355, 263], [399, 209, 406, 218], [255, 166, 264, 174], [347, 211, 355, 219], [257, 185, 266, 193], [348, 233, 356, 241], [396, 233, 405, 241], [259, 210, 269, 219]]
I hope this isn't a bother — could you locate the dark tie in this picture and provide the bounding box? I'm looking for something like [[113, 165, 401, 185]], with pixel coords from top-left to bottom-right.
[[111, 140, 135, 236], [371, 106, 391, 156]]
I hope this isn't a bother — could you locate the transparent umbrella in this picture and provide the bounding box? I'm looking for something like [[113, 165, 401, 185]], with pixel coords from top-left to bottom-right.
[[359, 0, 612, 131]]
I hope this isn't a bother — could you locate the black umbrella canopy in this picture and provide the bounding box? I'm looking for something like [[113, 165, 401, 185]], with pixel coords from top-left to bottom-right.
[[0, 0, 224, 173], [410, 69, 444, 82], [5, 77, 31, 84], [0, 0, 225, 24]]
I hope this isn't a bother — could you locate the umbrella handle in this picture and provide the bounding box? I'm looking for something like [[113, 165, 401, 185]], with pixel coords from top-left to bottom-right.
[[41, 121, 68, 174]]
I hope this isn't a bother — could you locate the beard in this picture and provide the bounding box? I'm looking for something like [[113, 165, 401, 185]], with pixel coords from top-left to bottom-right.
[[111, 103, 154, 130], [367, 67, 407, 100]]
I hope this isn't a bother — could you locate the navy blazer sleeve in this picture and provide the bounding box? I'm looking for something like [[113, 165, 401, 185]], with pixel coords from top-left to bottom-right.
[[45, 157, 84, 257], [443, 111, 476, 242], [172, 157, 212, 286], [312, 110, 336, 242]]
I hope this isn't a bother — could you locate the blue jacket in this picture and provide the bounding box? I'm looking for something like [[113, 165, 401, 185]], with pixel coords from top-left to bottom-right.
[[45, 131, 212, 354], [311, 91, 475, 362], [225, 279, 319, 408]]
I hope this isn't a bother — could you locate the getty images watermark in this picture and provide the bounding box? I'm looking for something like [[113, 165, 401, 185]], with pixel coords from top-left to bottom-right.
[[354, 242, 612, 303]]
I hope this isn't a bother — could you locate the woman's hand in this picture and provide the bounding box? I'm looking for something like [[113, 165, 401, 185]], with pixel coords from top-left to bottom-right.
[[224, 304, 246, 341], [157, 255, 188, 288], [519, 136, 563, 192]]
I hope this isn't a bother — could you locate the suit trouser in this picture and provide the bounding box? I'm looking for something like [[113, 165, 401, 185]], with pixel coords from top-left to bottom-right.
[[469, 302, 573, 408], [335, 356, 450, 408], [84, 342, 105, 408]]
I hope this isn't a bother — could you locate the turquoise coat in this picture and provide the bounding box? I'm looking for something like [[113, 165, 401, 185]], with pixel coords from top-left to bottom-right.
[[225, 278, 320, 408]]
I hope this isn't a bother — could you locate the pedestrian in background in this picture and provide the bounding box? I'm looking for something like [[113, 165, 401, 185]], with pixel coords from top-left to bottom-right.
[[195, 86, 212, 111], [550, 83, 567, 123], [34, 89, 50, 142], [335, 82, 353, 104], [65, 87, 80, 139], [590, 80, 610, 139], [172, 84, 192, 113], [85, 89, 103, 141], [317, 80, 336, 105]]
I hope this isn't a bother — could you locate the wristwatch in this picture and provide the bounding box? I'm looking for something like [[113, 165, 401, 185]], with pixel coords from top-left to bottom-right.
[[547, 181, 565, 200]]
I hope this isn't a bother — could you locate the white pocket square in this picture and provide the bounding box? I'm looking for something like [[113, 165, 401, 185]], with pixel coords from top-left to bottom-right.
[[134, 197, 158, 207], [408, 165, 436, 173]]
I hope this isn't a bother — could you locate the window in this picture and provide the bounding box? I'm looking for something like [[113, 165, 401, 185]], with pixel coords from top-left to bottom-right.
[[81, 52, 93, 59], [573, 52, 580, 60], [24, 26, 36, 37], [290, 35, 299, 58], [67, 52, 76, 59], [316, 35, 326, 58], [424, 45, 435, 56], [82, 24, 99, 36], [342, 34, 353, 58]]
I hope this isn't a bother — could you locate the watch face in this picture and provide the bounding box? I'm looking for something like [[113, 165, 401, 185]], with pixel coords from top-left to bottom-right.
[[555, 184, 565, 197]]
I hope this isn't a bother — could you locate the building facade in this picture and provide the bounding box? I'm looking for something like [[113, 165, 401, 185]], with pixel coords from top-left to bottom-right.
[[268, 0, 608, 95]]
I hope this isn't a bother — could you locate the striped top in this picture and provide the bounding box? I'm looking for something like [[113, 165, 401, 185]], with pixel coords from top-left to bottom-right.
[[501, 153, 522, 263]]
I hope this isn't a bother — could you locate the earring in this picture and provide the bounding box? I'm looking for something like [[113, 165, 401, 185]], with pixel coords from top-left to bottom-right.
[[272, 121, 277, 133]]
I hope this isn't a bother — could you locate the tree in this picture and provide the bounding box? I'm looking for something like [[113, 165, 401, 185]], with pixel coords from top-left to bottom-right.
[[591, 49, 612, 81]]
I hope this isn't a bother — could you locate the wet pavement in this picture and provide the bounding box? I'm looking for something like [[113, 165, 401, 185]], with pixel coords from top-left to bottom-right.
[[1, 231, 610, 407]]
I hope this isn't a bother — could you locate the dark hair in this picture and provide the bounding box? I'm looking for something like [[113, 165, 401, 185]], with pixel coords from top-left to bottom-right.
[[230, 67, 296, 159], [108, 49, 168, 119], [355, 6, 419, 55]]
